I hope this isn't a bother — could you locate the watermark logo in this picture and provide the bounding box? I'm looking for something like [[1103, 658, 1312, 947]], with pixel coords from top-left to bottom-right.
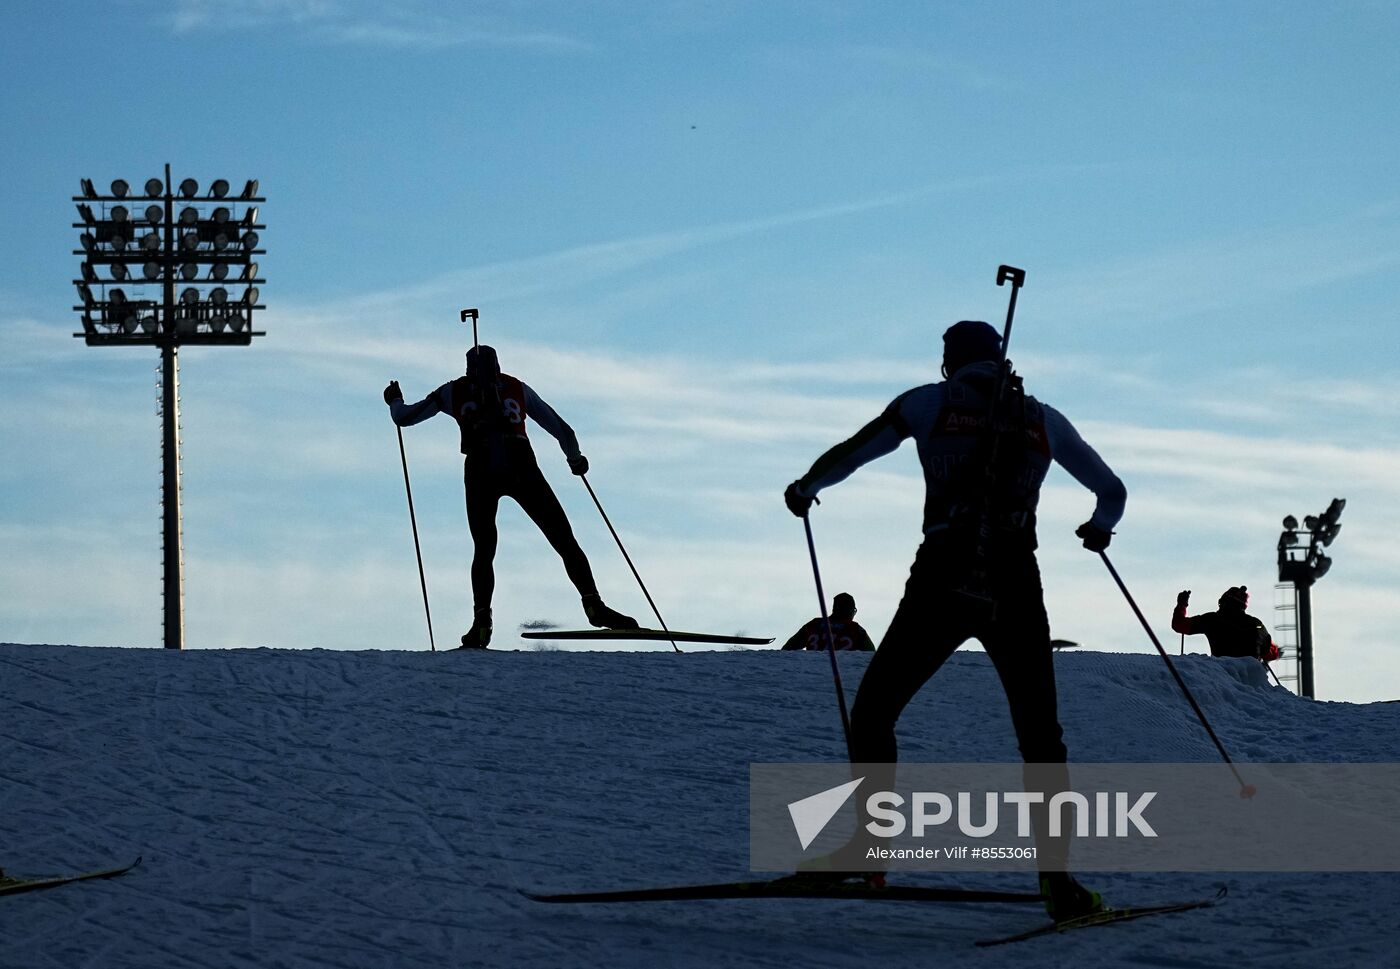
[[786, 776, 864, 850]]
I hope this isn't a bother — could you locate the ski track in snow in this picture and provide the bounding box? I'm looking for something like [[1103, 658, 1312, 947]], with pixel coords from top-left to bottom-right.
[[1, 642, 1398, 968]]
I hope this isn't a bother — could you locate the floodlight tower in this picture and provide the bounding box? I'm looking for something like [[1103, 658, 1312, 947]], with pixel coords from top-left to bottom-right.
[[1277, 498, 1344, 698], [72, 166, 266, 650]]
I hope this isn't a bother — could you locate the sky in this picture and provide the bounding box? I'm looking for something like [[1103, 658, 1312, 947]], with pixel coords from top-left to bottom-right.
[[2, 0, 1398, 701]]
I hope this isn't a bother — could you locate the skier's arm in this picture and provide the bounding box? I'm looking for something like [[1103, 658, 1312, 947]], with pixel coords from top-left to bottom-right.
[[522, 383, 583, 461], [796, 403, 910, 498], [390, 384, 450, 427], [852, 624, 877, 652], [1171, 604, 1195, 635], [1044, 406, 1127, 531], [780, 624, 810, 651]]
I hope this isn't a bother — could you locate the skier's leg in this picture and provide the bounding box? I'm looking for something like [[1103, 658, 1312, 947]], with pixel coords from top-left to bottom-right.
[[463, 466, 502, 615], [980, 552, 1077, 883], [510, 462, 599, 597], [820, 540, 968, 872], [849, 540, 969, 764]]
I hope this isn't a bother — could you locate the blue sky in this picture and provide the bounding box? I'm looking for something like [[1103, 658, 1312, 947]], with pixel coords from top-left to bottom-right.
[[3, 1, 1398, 701]]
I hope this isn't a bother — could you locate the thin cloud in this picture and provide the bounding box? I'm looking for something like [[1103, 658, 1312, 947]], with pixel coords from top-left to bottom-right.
[[164, 0, 592, 51]]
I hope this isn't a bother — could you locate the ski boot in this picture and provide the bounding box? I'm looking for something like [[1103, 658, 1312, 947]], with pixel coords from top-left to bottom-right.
[[1039, 872, 1104, 923], [582, 594, 639, 630], [459, 608, 492, 649]]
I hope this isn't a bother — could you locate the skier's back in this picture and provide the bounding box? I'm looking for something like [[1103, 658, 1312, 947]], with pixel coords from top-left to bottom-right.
[[785, 319, 1126, 922]]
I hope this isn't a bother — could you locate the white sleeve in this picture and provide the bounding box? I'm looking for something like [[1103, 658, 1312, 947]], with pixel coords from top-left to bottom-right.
[[1044, 405, 1126, 530], [390, 383, 450, 427], [522, 383, 582, 461], [799, 406, 909, 496]]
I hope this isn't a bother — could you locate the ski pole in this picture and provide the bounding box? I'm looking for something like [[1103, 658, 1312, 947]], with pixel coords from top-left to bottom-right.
[[1180, 632, 1184, 657], [801, 513, 855, 760], [579, 473, 679, 653], [1096, 552, 1255, 798], [395, 424, 435, 651]]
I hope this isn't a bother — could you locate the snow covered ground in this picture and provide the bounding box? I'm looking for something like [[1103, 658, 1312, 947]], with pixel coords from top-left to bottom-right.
[[3, 641, 1398, 968]]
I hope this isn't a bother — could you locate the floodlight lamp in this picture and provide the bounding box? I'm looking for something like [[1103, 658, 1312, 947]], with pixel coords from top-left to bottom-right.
[[230, 312, 248, 332], [142, 232, 160, 251], [210, 179, 229, 199], [242, 206, 259, 226], [182, 231, 200, 251], [110, 179, 129, 198], [110, 262, 128, 281], [212, 206, 230, 225], [242, 262, 258, 280], [145, 204, 163, 223], [140, 316, 156, 334], [80, 178, 97, 199], [111, 232, 129, 251], [77, 203, 95, 224], [210, 263, 229, 281], [240, 179, 259, 199], [81, 263, 98, 283], [1311, 554, 1332, 581], [1283, 515, 1298, 530], [145, 178, 163, 197], [243, 286, 260, 306], [240, 231, 259, 251], [180, 287, 199, 305], [143, 262, 161, 281], [1279, 530, 1298, 548], [1320, 523, 1342, 548], [76, 282, 94, 304], [180, 263, 198, 281], [110, 288, 128, 305], [1304, 515, 1319, 531], [213, 232, 230, 251], [1323, 498, 1346, 525], [179, 178, 198, 199], [211, 312, 227, 333], [122, 313, 140, 334], [210, 287, 228, 305], [112, 205, 129, 222], [81, 233, 96, 252], [179, 206, 198, 226]]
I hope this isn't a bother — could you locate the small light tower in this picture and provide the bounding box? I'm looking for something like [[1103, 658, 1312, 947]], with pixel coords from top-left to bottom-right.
[[72, 166, 266, 650], [1277, 498, 1344, 698]]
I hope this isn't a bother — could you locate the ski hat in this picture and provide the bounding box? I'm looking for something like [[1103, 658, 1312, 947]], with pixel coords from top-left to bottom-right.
[[466, 345, 501, 380], [942, 320, 1002, 375], [832, 592, 856, 619], [1219, 586, 1249, 609]]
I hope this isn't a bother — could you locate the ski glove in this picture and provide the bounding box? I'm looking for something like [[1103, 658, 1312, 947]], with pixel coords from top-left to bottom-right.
[[383, 380, 403, 405], [568, 454, 589, 476], [1075, 521, 1112, 552], [1177, 590, 1191, 607], [784, 481, 817, 518]]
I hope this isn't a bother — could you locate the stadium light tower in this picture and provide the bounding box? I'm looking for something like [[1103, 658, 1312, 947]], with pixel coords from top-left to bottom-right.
[[1277, 498, 1344, 699], [72, 166, 266, 650]]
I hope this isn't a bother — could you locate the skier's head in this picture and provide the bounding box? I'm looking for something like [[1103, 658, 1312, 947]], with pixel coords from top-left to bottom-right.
[[832, 592, 856, 622], [466, 344, 501, 381], [1219, 586, 1249, 610], [942, 320, 1002, 377]]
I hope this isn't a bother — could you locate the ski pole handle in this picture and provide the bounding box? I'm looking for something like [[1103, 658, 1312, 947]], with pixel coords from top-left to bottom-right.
[[997, 265, 1025, 288]]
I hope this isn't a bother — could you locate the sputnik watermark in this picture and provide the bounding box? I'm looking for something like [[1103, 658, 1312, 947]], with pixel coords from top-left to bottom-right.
[[788, 780, 1156, 849]]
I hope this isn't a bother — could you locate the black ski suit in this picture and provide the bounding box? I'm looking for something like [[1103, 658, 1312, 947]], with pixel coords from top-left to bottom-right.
[[791, 361, 1126, 873], [391, 371, 598, 612]]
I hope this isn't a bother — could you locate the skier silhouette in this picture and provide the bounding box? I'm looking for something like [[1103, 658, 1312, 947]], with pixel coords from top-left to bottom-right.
[[384, 346, 636, 648], [1173, 587, 1281, 662], [781, 593, 876, 652], [784, 319, 1126, 922]]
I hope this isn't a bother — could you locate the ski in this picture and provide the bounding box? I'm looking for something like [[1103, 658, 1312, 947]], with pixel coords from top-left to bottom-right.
[[974, 885, 1227, 947], [0, 857, 141, 897], [520, 629, 774, 645], [522, 877, 1043, 905]]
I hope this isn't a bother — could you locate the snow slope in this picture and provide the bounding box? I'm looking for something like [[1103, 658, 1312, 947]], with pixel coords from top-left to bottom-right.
[[2, 642, 1398, 969]]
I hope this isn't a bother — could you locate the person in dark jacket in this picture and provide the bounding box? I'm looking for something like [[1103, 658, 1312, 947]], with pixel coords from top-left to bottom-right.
[[784, 319, 1126, 922], [1172, 586, 1280, 662], [781, 593, 877, 652], [384, 345, 637, 649]]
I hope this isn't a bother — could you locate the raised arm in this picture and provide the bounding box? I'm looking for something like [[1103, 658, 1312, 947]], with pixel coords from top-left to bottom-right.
[[387, 382, 450, 428], [1044, 405, 1127, 531]]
